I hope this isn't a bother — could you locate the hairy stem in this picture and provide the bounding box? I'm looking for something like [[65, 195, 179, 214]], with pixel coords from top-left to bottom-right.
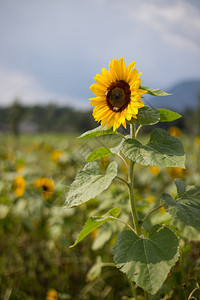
[[115, 176, 130, 188], [140, 205, 163, 225], [128, 124, 141, 236], [109, 216, 135, 232]]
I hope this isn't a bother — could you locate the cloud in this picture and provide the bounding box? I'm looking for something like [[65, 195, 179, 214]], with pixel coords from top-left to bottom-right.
[[116, 0, 200, 51], [0, 68, 89, 109]]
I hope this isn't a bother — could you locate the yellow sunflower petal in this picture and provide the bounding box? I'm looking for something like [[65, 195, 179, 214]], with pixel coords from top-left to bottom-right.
[[89, 57, 145, 130]]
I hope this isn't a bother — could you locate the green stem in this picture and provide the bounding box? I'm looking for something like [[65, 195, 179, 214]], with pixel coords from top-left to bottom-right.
[[135, 124, 142, 138], [128, 124, 141, 236], [116, 153, 129, 170], [115, 176, 130, 188], [109, 216, 135, 232], [128, 278, 138, 299], [140, 205, 163, 226], [144, 290, 151, 300], [116, 131, 126, 139]]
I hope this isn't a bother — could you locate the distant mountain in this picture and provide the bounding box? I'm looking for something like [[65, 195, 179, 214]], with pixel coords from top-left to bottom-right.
[[144, 80, 200, 112]]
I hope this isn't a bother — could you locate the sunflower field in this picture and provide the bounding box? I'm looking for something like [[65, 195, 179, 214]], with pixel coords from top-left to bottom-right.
[[0, 127, 200, 300]]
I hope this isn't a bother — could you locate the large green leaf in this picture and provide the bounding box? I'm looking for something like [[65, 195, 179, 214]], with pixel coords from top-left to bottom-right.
[[131, 106, 160, 125], [77, 125, 115, 139], [65, 161, 118, 207], [121, 128, 185, 168], [140, 85, 171, 97], [113, 225, 179, 294], [70, 208, 120, 247], [160, 179, 200, 229], [159, 109, 181, 122], [86, 147, 112, 162]]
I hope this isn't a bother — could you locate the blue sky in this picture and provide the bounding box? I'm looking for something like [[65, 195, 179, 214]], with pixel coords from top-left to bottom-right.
[[0, 0, 200, 109]]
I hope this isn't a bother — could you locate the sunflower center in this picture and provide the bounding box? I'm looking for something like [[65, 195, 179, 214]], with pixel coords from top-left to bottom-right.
[[43, 185, 48, 191], [106, 80, 131, 112]]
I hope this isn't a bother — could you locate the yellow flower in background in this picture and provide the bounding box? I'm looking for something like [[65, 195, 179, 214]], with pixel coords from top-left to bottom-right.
[[89, 57, 147, 131], [51, 149, 63, 162], [149, 166, 160, 176], [167, 167, 184, 179], [13, 176, 26, 197], [46, 288, 58, 300], [168, 126, 181, 137], [34, 177, 54, 200], [146, 195, 155, 204], [195, 137, 200, 147], [160, 206, 166, 214]]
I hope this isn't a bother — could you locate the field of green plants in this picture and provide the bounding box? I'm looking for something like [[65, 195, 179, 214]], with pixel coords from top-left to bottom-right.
[[1, 129, 200, 300]]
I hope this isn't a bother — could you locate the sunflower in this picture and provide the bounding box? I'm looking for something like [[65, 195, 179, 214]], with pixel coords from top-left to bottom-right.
[[168, 126, 181, 137], [13, 176, 26, 197], [89, 57, 147, 131], [34, 177, 54, 200], [46, 289, 58, 300], [51, 149, 63, 163]]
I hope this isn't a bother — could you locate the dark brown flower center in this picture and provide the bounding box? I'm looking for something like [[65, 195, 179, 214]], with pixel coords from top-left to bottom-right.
[[106, 80, 131, 112], [43, 185, 49, 192]]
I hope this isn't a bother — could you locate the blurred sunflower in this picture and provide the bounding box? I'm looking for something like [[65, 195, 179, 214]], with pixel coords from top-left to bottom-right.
[[89, 57, 147, 130], [13, 176, 26, 197], [51, 149, 63, 163], [149, 166, 160, 176], [168, 126, 181, 137], [34, 177, 54, 200], [146, 195, 155, 204], [46, 288, 58, 300], [167, 167, 184, 179], [195, 137, 200, 147]]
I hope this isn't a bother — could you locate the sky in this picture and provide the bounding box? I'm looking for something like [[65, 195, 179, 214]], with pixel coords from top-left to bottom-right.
[[0, 0, 200, 109]]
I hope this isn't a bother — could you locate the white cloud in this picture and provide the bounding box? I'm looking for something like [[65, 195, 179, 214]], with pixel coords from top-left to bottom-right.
[[0, 68, 89, 109], [116, 0, 200, 51]]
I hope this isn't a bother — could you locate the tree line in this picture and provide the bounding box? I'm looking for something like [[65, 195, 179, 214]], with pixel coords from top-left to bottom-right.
[[0, 98, 200, 135]]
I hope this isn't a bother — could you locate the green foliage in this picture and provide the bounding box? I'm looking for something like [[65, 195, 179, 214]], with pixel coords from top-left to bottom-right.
[[140, 85, 171, 97], [70, 208, 120, 247], [113, 225, 180, 294], [160, 179, 200, 229], [65, 161, 118, 207], [133, 106, 160, 125], [131, 107, 181, 126], [77, 125, 115, 139], [1, 132, 200, 299], [121, 128, 185, 167], [159, 108, 182, 122], [87, 147, 112, 162]]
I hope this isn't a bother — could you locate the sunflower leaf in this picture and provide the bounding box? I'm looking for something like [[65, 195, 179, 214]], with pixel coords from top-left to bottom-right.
[[121, 128, 185, 168], [113, 225, 180, 294], [159, 109, 182, 122], [70, 208, 120, 247], [64, 161, 118, 207], [132, 106, 160, 125], [86, 147, 112, 162], [140, 85, 171, 97], [77, 126, 115, 139], [160, 180, 200, 229]]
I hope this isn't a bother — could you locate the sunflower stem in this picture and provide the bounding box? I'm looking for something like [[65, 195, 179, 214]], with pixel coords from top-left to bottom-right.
[[128, 278, 138, 299], [128, 124, 141, 236], [144, 290, 151, 300]]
